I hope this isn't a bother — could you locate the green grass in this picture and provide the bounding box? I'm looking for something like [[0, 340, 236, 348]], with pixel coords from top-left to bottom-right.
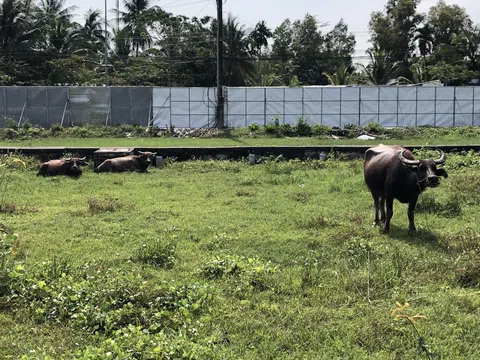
[[2, 134, 480, 148], [1, 154, 480, 359]]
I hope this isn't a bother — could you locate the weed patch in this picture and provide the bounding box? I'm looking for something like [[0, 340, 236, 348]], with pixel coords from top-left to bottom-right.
[[87, 197, 123, 214], [297, 215, 336, 230], [131, 239, 176, 268], [416, 192, 462, 217]]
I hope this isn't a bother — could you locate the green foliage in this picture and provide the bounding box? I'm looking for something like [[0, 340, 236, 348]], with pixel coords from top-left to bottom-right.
[[87, 197, 123, 214], [416, 192, 463, 217], [200, 254, 277, 294], [247, 123, 260, 132], [2, 147, 480, 358], [294, 118, 312, 136], [132, 239, 176, 269]]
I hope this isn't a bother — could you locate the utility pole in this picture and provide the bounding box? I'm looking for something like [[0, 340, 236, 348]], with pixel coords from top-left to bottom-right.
[[104, 0, 108, 84], [216, 0, 225, 128]]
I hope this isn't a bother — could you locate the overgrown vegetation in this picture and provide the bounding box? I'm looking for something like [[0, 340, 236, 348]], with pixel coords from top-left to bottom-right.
[[4, 121, 480, 148], [1, 153, 480, 358]]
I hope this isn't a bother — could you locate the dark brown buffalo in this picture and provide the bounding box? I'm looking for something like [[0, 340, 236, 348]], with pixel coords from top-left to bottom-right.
[[37, 157, 88, 177], [364, 144, 448, 233], [94, 151, 157, 173]]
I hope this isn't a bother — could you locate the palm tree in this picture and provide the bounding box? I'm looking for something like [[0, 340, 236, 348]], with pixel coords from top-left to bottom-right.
[[359, 48, 401, 85], [322, 63, 356, 85], [220, 14, 255, 86], [0, 0, 40, 52], [248, 20, 272, 56], [395, 58, 439, 84], [35, 0, 79, 53], [116, 0, 155, 56], [413, 25, 434, 82], [112, 27, 131, 61], [78, 9, 106, 55]]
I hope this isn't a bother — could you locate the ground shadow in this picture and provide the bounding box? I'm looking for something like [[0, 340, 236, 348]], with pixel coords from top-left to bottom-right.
[[381, 224, 448, 250]]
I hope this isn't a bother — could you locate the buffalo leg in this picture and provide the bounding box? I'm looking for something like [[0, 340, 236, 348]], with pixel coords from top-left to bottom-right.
[[408, 198, 418, 233], [379, 197, 386, 224], [383, 197, 394, 233], [372, 194, 381, 226]]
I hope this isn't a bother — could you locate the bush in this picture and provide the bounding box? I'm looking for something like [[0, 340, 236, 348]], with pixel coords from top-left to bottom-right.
[[248, 123, 260, 132], [132, 239, 176, 268], [87, 197, 123, 213], [294, 118, 312, 136], [5, 118, 17, 130], [312, 124, 331, 136]]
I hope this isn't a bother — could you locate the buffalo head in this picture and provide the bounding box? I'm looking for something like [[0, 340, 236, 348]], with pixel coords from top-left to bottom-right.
[[399, 149, 448, 188], [137, 151, 157, 165]]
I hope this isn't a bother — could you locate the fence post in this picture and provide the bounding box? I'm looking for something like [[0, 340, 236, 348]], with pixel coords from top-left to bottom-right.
[[264, 87, 267, 126], [245, 87, 248, 127], [188, 88, 191, 128], [320, 87, 323, 125], [339, 87, 342, 128], [169, 87, 172, 129], [358, 87, 361, 126], [434, 87, 437, 127], [377, 87, 380, 126], [396, 87, 399, 127], [473, 86, 475, 126], [415, 87, 418, 127], [453, 87, 456, 127], [301, 87, 304, 122], [46, 88, 49, 127], [283, 87, 286, 125]]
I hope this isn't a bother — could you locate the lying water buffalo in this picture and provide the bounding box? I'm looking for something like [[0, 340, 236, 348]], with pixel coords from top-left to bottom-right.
[[364, 144, 448, 233], [94, 151, 157, 173], [37, 157, 88, 177]]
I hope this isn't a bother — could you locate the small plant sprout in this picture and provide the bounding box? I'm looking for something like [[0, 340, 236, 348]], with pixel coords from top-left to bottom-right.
[[392, 302, 433, 360]]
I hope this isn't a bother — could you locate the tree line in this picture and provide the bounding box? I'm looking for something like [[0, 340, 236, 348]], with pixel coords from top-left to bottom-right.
[[0, 0, 479, 87]]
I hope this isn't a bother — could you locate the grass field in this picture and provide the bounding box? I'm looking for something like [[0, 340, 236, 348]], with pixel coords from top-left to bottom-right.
[[1, 134, 480, 148], [1, 152, 480, 359]]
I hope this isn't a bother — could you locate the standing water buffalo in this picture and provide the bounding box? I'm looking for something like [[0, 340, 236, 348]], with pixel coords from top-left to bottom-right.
[[94, 151, 157, 173], [364, 144, 448, 233], [37, 157, 88, 177]]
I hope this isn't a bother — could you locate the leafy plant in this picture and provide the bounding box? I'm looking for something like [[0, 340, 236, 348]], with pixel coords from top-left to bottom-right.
[[132, 239, 176, 268]]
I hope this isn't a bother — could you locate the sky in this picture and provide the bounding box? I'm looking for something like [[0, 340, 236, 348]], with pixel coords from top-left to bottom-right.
[[66, 0, 480, 63]]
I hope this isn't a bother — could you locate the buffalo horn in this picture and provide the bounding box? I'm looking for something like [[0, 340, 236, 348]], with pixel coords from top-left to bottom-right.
[[399, 149, 420, 166], [79, 156, 86, 161], [138, 151, 145, 154], [433, 149, 446, 165]]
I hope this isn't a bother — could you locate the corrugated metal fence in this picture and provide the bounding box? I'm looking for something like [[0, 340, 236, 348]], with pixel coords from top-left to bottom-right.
[[1, 86, 479, 128]]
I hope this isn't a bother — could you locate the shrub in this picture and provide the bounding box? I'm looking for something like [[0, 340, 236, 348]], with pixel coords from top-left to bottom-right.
[[87, 197, 123, 214], [294, 118, 312, 136], [311, 124, 331, 136], [248, 123, 260, 132], [132, 239, 176, 268], [5, 118, 17, 130], [200, 254, 277, 292]]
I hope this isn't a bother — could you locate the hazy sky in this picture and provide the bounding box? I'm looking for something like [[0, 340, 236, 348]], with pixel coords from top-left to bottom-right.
[[66, 0, 480, 62]]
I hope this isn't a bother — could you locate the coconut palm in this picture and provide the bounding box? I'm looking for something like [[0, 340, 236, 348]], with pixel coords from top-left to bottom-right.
[[248, 20, 272, 56], [0, 0, 40, 52], [35, 0, 79, 53], [78, 9, 106, 54], [359, 48, 401, 85], [112, 27, 131, 61], [395, 58, 439, 84], [220, 14, 255, 86], [322, 63, 356, 85], [115, 0, 155, 56], [413, 24, 434, 82]]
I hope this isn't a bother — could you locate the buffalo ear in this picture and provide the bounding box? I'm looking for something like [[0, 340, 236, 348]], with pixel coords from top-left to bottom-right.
[[436, 168, 448, 178]]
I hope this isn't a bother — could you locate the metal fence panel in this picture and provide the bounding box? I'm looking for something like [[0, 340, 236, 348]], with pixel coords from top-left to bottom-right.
[[90, 87, 110, 125], [69, 87, 91, 126], [1, 85, 479, 128]]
